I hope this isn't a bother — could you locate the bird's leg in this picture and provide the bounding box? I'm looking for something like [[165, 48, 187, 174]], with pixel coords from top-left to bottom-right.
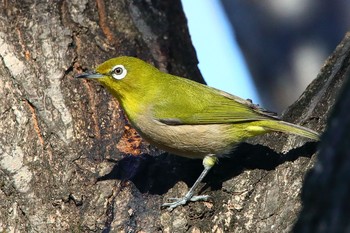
[[162, 155, 218, 211]]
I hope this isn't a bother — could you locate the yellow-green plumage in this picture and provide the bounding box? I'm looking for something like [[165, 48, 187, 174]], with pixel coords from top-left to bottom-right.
[[76, 56, 319, 210]]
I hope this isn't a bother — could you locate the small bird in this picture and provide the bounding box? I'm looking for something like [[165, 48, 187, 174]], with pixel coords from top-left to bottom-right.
[[76, 56, 319, 211]]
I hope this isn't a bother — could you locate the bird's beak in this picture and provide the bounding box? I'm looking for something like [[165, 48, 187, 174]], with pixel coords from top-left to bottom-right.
[[75, 72, 104, 79]]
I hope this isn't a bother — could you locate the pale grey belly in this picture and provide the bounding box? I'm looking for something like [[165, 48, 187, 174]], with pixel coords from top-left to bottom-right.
[[134, 117, 236, 159]]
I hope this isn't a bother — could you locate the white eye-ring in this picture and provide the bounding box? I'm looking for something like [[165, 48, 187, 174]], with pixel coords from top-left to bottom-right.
[[111, 65, 127, 80]]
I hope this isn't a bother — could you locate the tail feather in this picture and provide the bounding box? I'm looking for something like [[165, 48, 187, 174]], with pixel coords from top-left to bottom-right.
[[262, 120, 319, 141]]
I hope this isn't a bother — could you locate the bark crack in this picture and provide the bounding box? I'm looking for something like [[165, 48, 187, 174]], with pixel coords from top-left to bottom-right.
[[82, 80, 101, 140], [96, 0, 115, 43], [23, 98, 44, 147]]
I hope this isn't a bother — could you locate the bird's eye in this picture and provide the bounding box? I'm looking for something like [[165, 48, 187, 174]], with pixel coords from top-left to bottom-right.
[[111, 65, 127, 80]]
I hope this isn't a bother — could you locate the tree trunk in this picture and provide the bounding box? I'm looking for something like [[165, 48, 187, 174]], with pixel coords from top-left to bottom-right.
[[294, 36, 350, 233], [0, 0, 348, 232]]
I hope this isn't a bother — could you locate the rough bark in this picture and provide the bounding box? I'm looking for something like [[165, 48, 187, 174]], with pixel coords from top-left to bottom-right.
[[294, 38, 350, 232], [0, 0, 348, 232]]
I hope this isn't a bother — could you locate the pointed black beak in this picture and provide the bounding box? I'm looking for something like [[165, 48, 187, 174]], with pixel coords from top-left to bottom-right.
[[75, 73, 104, 79]]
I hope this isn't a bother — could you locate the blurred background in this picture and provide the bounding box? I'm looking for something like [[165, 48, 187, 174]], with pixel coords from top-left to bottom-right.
[[181, 0, 350, 113]]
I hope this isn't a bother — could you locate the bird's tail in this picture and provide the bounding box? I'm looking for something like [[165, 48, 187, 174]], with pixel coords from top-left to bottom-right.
[[261, 120, 320, 141]]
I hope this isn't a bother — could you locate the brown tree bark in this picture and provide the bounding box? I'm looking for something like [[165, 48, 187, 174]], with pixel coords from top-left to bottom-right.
[[0, 0, 348, 232], [294, 37, 350, 233]]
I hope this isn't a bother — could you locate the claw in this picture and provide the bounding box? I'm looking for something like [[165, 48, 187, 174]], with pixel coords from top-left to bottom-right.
[[190, 195, 210, 202], [162, 195, 211, 211]]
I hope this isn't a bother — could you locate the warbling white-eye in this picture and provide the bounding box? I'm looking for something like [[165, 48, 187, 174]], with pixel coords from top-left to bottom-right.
[[76, 56, 319, 211]]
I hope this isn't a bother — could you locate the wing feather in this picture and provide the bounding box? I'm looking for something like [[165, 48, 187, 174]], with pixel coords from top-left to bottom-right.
[[153, 77, 279, 125]]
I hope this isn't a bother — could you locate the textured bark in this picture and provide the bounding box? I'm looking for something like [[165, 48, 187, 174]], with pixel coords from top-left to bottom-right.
[[294, 37, 350, 232], [0, 0, 348, 232], [0, 1, 202, 232]]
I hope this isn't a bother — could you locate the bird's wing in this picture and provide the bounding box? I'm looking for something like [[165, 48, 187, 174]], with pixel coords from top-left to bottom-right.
[[152, 79, 279, 125]]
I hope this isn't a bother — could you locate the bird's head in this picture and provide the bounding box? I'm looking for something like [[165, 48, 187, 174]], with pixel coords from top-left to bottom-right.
[[76, 56, 160, 100]]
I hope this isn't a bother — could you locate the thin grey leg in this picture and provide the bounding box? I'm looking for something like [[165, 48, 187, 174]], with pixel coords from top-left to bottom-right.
[[162, 155, 217, 211]]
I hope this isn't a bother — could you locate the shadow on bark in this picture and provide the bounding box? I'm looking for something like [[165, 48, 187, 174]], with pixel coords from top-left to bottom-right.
[[98, 141, 318, 195]]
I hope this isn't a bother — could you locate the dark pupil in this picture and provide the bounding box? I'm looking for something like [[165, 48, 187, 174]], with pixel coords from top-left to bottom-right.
[[115, 67, 122, 74]]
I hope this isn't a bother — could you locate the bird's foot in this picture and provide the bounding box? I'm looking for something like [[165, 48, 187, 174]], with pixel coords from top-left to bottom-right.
[[162, 194, 211, 211]]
